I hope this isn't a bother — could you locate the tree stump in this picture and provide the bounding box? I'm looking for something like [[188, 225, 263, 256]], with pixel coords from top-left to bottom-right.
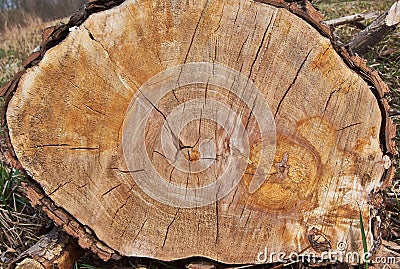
[[1, 0, 396, 265]]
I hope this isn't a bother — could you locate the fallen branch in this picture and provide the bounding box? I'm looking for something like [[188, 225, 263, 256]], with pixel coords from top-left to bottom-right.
[[9, 227, 83, 269], [324, 11, 378, 27], [347, 1, 400, 56]]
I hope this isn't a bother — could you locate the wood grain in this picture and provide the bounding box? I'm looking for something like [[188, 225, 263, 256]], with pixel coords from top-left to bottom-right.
[[5, 0, 394, 264]]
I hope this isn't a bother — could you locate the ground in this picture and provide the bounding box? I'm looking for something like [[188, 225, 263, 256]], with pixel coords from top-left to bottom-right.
[[0, 0, 399, 268]]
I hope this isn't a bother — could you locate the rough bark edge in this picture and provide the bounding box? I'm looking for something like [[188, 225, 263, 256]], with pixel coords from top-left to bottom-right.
[[0, 0, 396, 263], [21, 181, 122, 261]]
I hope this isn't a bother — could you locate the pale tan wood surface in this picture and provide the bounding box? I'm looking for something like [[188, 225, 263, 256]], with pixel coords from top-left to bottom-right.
[[5, 0, 392, 264]]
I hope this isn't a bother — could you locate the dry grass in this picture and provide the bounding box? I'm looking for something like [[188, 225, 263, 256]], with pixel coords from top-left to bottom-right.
[[0, 17, 43, 87], [0, 17, 68, 88], [0, 163, 50, 265]]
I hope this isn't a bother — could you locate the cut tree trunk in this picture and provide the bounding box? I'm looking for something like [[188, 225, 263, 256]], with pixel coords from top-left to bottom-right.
[[1, 0, 396, 265]]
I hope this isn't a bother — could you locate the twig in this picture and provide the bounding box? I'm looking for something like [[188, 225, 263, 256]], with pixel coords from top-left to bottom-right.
[[324, 11, 378, 27]]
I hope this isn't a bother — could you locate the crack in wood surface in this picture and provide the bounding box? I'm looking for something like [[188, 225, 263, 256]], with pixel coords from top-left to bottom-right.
[[212, 0, 225, 35], [49, 180, 73, 196], [323, 87, 341, 114], [110, 197, 131, 227], [101, 183, 123, 197], [30, 144, 71, 148], [184, 0, 209, 63], [274, 48, 314, 119], [107, 167, 145, 173], [83, 104, 106, 116], [76, 183, 88, 191], [215, 199, 219, 245], [336, 122, 363, 131], [136, 87, 186, 151], [233, 1, 241, 25], [131, 218, 148, 242], [70, 147, 99, 150], [249, 10, 276, 79], [162, 210, 179, 248]]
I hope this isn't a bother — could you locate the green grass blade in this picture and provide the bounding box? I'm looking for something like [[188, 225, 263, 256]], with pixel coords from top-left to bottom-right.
[[359, 210, 369, 269], [80, 264, 102, 269]]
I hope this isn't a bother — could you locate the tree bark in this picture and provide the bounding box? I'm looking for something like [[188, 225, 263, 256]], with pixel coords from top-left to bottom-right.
[[0, 0, 396, 265]]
